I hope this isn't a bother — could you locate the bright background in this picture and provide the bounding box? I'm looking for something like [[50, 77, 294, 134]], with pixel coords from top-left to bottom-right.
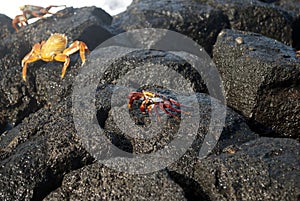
[[0, 0, 133, 19]]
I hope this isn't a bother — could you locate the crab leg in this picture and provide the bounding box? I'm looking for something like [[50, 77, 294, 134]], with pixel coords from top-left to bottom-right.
[[169, 98, 192, 109], [21, 43, 42, 81], [153, 104, 161, 121], [53, 41, 90, 78], [164, 100, 191, 115], [45, 5, 66, 13], [12, 14, 28, 32], [157, 102, 180, 119], [63, 41, 90, 65], [53, 54, 70, 78]]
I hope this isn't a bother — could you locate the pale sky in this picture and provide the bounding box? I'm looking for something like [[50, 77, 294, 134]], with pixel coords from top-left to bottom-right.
[[0, 0, 133, 19]]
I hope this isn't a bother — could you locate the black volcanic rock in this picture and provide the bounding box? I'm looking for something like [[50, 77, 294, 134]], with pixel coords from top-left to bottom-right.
[[272, 0, 300, 18], [0, 83, 257, 200], [213, 29, 300, 139], [198, 0, 294, 46], [0, 110, 7, 133], [0, 99, 93, 201], [111, 0, 229, 54], [44, 163, 186, 201], [0, 2, 299, 201], [258, 0, 278, 3], [274, 0, 300, 50], [192, 137, 300, 201], [94, 84, 258, 200], [0, 14, 14, 38], [92, 49, 208, 93]]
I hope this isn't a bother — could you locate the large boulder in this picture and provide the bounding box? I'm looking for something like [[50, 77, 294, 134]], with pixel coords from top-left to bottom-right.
[[213, 29, 300, 138], [44, 163, 186, 201], [192, 137, 300, 201], [111, 0, 229, 54], [0, 99, 93, 201], [199, 0, 295, 46]]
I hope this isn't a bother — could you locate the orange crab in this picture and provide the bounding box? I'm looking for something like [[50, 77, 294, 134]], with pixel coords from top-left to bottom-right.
[[21, 33, 90, 81], [128, 90, 191, 120]]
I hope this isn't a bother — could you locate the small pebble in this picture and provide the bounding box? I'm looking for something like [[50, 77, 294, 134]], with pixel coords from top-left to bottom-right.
[[235, 37, 244, 45]]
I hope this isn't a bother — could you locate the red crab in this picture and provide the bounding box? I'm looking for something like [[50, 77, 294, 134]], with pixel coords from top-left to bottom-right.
[[128, 90, 190, 120], [12, 5, 66, 32]]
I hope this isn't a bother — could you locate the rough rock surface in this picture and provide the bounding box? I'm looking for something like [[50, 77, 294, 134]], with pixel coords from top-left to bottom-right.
[[0, 99, 94, 201], [0, 14, 14, 38], [0, 84, 258, 200], [213, 29, 300, 138], [198, 0, 295, 46], [192, 137, 300, 201], [0, 1, 299, 201], [271, 0, 300, 18], [112, 0, 229, 54], [0, 110, 7, 133], [44, 163, 186, 201]]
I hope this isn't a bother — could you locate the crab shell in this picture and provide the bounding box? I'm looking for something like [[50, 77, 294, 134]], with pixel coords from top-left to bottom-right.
[[40, 33, 68, 61]]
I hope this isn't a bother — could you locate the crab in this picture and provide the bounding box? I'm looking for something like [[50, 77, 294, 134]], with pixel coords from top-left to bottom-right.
[[12, 5, 66, 32], [21, 33, 90, 81], [128, 90, 191, 120]]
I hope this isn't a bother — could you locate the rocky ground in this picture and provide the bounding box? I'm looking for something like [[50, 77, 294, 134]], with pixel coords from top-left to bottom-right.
[[0, 0, 299, 200]]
